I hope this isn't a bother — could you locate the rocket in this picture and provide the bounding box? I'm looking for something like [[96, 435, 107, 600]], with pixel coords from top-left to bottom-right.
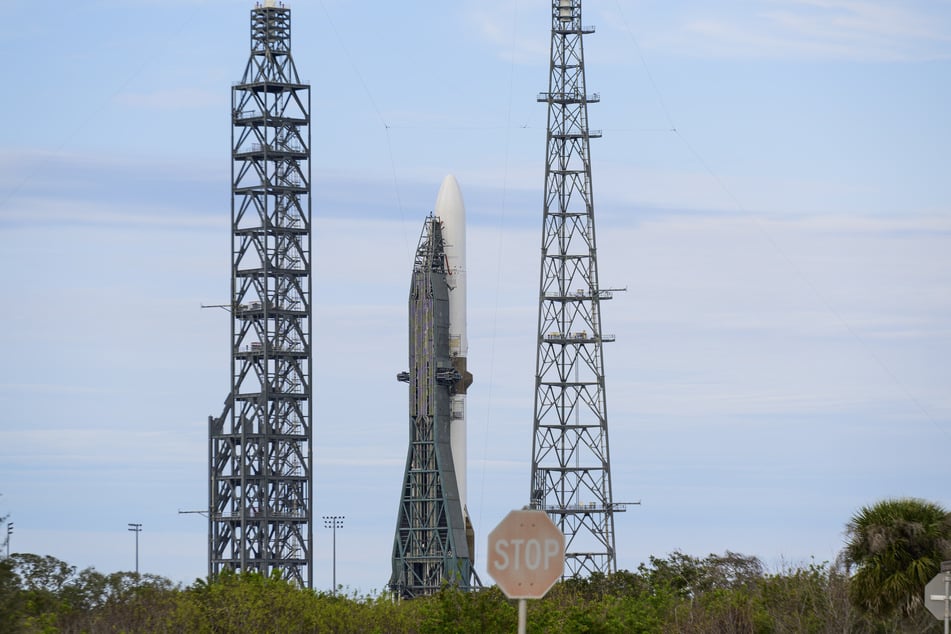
[[390, 175, 478, 596], [433, 175, 475, 542]]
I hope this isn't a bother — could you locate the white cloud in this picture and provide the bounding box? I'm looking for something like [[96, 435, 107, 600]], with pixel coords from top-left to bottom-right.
[[465, 0, 550, 65], [0, 198, 224, 228], [114, 88, 223, 110], [618, 0, 951, 61], [0, 429, 201, 468], [0, 383, 106, 396]]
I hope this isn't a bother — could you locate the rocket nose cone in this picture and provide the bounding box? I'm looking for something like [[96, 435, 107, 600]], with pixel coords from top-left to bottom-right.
[[439, 174, 459, 189], [435, 174, 465, 218], [439, 174, 460, 195]]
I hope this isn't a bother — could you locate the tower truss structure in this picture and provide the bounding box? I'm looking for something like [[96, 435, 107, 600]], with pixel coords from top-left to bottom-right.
[[209, 2, 313, 587], [390, 216, 476, 599], [529, 0, 624, 577]]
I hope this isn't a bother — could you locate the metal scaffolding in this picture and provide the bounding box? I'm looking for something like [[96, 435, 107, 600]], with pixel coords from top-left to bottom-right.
[[390, 216, 477, 599], [209, 2, 313, 587], [529, 0, 624, 577]]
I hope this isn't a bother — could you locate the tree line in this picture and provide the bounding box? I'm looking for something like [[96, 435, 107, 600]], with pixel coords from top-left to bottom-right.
[[0, 497, 947, 633]]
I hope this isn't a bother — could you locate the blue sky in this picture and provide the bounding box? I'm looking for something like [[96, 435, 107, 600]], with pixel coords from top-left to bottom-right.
[[1, 0, 949, 594]]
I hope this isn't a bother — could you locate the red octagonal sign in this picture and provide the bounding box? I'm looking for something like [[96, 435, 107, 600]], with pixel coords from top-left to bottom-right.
[[487, 509, 565, 599]]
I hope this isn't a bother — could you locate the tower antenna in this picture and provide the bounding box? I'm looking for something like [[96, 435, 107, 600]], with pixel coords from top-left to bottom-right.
[[529, 0, 626, 577]]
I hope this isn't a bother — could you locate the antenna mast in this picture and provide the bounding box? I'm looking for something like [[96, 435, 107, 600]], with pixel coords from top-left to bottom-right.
[[529, 0, 624, 577]]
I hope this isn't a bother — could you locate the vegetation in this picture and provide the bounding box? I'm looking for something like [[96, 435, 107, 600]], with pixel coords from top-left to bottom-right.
[[0, 551, 940, 633], [0, 498, 946, 632], [843, 497, 951, 631]]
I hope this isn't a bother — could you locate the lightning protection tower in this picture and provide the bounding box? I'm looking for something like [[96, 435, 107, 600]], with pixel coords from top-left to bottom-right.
[[529, 0, 624, 577], [209, 1, 313, 587], [389, 215, 476, 599]]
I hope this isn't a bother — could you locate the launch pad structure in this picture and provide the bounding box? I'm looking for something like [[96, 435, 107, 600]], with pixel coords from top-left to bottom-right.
[[390, 210, 478, 599], [208, 2, 313, 587], [201, 0, 624, 593], [529, 0, 625, 577]]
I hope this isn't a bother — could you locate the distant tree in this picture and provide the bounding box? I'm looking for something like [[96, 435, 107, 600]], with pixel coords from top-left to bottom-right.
[[758, 559, 854, 633], [5, 554, 179, 633], [0, 557, 24, 633], [844, 497, 951, 625], [638, 550, 764, 599]]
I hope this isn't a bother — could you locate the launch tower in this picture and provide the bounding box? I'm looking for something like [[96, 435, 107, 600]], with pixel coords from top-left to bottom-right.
[[390, 212, 476, 598], [529, 0, 623, 577], [209, 1, 313, 587]]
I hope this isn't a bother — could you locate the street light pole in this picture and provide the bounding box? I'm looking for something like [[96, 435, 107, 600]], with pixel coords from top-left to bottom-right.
[[127, 523, 142, 576], [322, 515, 344, 594]]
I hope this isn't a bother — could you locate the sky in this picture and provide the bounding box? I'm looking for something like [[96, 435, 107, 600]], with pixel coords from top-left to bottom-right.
[[1, 0, 949, 595]]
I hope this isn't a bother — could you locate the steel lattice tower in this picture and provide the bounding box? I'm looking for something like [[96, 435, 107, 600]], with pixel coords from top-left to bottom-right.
[[529, 0, 624, 577], [390, 216, 476, 599], [209, 1, 313, 587]]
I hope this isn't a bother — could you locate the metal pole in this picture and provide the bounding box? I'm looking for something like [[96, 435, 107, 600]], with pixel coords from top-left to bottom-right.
[[322, 516, 344, 595], [5, 523, 11, 558], [518, 598, 527, 634], [944, 571, 949, 634], [128, 523, 142, 576]]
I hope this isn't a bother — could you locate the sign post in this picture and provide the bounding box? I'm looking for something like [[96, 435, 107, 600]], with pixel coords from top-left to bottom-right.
[[487, 509, 565, 634], [925, 562, 951, 634]]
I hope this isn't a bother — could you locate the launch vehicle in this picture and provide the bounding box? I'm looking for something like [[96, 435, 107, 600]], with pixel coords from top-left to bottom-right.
[[389, 175, 477, 598]]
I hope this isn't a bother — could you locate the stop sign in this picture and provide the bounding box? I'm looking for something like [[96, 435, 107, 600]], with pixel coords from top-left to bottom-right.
[[487, 509, 565, 599], [925, 571, 951, 620]]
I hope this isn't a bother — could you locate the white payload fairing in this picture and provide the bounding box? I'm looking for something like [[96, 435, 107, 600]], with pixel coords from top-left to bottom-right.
[[433, 175, 472, 515]]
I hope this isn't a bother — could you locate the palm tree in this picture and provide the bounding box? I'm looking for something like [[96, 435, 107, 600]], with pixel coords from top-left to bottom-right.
[[843, 497, 951, 622]]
